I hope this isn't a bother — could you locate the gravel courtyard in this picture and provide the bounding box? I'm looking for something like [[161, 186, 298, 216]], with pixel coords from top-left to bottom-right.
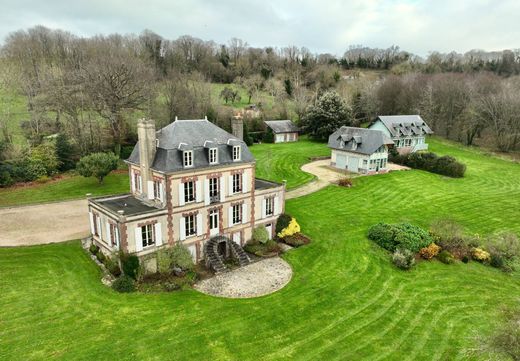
[[194, 257, 293, 298]]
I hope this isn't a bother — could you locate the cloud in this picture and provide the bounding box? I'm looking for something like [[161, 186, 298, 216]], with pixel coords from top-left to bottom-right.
[[0, 0, 519, 56]]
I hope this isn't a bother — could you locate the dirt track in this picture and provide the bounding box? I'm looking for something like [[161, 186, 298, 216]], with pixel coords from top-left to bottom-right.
[[0, 199, 90, 246]]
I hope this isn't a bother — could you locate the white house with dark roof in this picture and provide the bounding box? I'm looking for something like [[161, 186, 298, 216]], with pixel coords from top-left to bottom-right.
[[264, 120, 300, 143], [328, 126, 394, 174], [369, 115, 433, 154], [87, 118, 285, 274]]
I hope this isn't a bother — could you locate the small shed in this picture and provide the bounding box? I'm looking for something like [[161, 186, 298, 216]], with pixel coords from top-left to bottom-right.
[[264, 120, 300, 143]]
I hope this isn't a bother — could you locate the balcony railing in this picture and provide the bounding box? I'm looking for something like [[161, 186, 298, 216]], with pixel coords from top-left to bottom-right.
[[210, 193, 220, 204]]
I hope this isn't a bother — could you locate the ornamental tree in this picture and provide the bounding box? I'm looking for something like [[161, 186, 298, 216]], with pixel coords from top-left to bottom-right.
[[76, 152, 118, 184]]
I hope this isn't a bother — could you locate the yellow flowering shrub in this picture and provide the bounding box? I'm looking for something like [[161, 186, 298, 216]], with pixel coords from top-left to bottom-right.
[[419, 243, 441, 259], [472, 247, 490, 262], [277, 218, 300, 238]]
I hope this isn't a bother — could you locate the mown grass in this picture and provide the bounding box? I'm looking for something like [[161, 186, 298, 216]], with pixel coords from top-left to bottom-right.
[[1, 137, 520, 360], [250, 137, 330, 189]]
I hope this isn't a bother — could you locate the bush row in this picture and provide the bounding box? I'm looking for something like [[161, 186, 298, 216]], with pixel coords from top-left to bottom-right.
[[390, 151, 466, 178]]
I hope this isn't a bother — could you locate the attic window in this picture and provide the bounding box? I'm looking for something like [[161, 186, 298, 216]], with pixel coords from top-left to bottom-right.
[[183, 151, 193, 167], [232, 145, 241, 161], [209, 148, 218, 164]]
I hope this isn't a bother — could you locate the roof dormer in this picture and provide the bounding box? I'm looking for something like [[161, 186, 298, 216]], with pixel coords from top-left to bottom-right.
[[178, 143, 194, 168]]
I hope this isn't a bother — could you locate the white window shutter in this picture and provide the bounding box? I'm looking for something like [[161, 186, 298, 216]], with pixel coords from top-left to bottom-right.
[[261, 199, 266, 219], [159, 183, 165, 203], [89, 212, 95, 235], [242, 203, 248, 224], [131, 172, 135, 192], [96, 216, 102, 239], [228, 206, 233, 227], [195, 180, 202, 203], [106, 222, 111, 244], [228, 175, 234, 195], [196, 213, 203, 236], [138, 176, 142, 192], [116, 227, 120, 248], [179, 217, 186, 241], [154, 223, 162, 246], [242, 172, 248, 193], [178, 183, 185, 206], [204, 179, 210, 206], [274, 196, 280, 215], [147, 181, 154, 200], [220, 176, 226, 201], [135, 227, 143, 252]]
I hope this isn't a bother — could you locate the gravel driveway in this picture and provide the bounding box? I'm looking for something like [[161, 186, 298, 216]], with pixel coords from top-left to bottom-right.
[[194, 257, 292, 298], [0, 199, 90, 246]]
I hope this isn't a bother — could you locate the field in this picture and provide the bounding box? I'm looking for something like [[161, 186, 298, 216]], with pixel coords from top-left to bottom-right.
[[1, 137, 520, 360]]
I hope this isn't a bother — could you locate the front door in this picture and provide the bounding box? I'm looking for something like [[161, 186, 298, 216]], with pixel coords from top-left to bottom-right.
[[217, 241, 226, 258], [209, 210, 219, 236]]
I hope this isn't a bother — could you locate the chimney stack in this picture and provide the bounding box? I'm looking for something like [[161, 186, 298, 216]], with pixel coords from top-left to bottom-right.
[[231, 117, 243, 140], [137, 118, 156, 200]]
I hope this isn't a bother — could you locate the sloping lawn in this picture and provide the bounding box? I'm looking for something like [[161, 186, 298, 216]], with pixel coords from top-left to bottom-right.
[[0, 172, 129, 207], [1, 138, 520, 360], [250, 137, 330, 189]]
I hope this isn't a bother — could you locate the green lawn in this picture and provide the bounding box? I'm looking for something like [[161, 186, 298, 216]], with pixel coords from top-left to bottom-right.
[[0, 172, 129, 207], [1, 137, 520, 360], [250, 137, 330, 189]]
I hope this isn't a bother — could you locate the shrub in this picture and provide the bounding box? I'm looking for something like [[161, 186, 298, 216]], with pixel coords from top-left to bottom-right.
[[31, 142, 60, 176], [462, 255, 470, 264], [438, 250, 455, 264], [393, 151, 466, 178], [112, 275, 135, 293], [170, 244, 194, 271], [0, 170, 14, 187], [121, 253, 140, 280], [157, 249, 173, 274], [76, 152, 119, 184], [419, 243, 441, 259], [485, 232, 520, 266], [368, 222, 432, 252], [490, 253, 505, 269], [96, 251, 106, 263], [429, 218, 470, 258], [472, 247, 490, 262], [89, 243, 99, 255], [253, 226, 270, 244], [277, 218, 301, 238], [338, 177, 353, 187], [275, 213, 292, 235], [392, 249, 415, 270]]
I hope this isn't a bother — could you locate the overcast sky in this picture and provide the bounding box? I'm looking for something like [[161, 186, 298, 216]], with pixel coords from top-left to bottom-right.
[[1, 0, 519, 57]]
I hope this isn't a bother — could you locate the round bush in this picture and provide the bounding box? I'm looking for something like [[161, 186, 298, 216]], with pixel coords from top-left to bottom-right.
[[438, 250, 455, 264], [490, 253, 504, 269], [112, 275, 135, 293], [368, 223, 432, 252], [121, 254, 140, 280], [170, 244, 194, 271], [392, 249, 415, 270], [253, 226, 269, 244], [275, 214, 292, 235]]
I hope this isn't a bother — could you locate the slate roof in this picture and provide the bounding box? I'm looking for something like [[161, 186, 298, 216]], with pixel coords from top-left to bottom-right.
[[92, 194, 163, 216], [264, 120, 300, 134], [255, 178, 282, 190], [328, 127, 394, 155], [127, 119, 255, 173], [373, 115, 433, 138]]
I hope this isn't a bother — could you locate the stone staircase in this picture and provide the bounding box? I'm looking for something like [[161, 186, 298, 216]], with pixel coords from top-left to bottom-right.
[[204, 236, 250, 273]]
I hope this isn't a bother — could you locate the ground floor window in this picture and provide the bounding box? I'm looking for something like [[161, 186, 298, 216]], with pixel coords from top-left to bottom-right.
[[209, 210, 219, 230], [109, 223, 118, 246], [265, 197, 274, 216], [232, 204, 242, 224], [185, 214, 196, 237], [141, 224, 155, 247], [93, 213, 99, 236]]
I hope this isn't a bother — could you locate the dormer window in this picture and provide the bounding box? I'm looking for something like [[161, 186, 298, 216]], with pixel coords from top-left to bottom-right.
[[183, 151, 193, 167], [232, 146, 241, 161], [209, 148, 218, 164]]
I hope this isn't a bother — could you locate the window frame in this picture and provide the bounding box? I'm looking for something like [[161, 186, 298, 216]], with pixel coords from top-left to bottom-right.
[[134, 172, 141, 192], [232, 204, 242, 225], [265, 197, 274, 217], [183, 150, 193, 168], [185, 214, 196, 237], [184, 181, 195, 203], [232, 145, 241, 161], [232, 173, 241, 194], [153, 179, 161, 200], [209, 209, 219, 230], [209, 148, 218, 164], [141, 224, 155, 248], [209, 177, 219, 198], [109, 223, 117, 246], [93, 213, 99, 236]]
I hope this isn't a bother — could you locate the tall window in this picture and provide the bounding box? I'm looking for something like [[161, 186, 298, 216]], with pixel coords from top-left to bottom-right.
[[93, 214, 99, 236], [134, 172, 141, 192], [184, 181, 195, 203], [185, 215, 196, 237], [209, 177, 219, 201], [141, 224, 155, 247], [232, 173, 241, 193], [232, 146, 240, 161], [232, 204, 242, 224], [209, 148, 218, 164], [109, 223, 118, 246], [209, 210, 219, 230], [183, 151, 193, 167], [265, 197, 274, 216], [153, 180, 161, 200]]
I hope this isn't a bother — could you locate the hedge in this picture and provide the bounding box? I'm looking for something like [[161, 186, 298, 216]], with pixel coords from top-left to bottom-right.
[[390, 151, 466, 178]]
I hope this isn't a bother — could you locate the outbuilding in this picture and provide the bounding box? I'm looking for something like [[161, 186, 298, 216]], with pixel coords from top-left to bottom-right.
[[264, 120, 300, 143]]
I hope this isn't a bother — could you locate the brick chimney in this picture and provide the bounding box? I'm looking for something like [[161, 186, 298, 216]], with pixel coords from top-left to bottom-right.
[[137, 118, 156, 200], [231, 116, 243, 140]]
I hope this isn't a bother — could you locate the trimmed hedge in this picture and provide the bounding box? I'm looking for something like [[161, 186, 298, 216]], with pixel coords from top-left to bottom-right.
[[368, 222, 432, 253], [390, 151, 466, 178]]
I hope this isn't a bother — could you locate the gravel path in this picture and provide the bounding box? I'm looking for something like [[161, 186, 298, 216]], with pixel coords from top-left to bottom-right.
[[194, 257, 292, 298], [0, 199, 89, 246]]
